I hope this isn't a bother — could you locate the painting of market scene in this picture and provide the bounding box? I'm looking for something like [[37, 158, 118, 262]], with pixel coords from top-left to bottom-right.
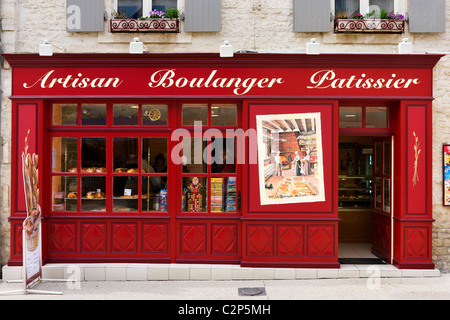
[[256, 112, 325, 205]]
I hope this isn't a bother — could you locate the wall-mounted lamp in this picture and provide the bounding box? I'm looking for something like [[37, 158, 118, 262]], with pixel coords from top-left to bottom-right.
[[220, 41, 234, 58], [39, 40, 53, 56], [130, 38, 144, 54], [398, 38, 413, 54], [306, 38, 320, 55]]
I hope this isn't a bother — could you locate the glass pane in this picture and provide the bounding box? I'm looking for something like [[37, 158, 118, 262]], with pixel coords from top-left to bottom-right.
[[366, 107, 388, 128], [369, 0, 394, 14], [339, 107, 362, 128], [375, 177, 382, 210], [81, 177, 106, 211], [142, 176, 168, 212], [142, 138, 168, 173], [211, 104, 237, 126], [81, 138, 106, 171], [335, 0, 360, 17], [182, 104, 208, 126], [211, 177, 237, 212], [81, 104, 106, 125], [117, 0, 142, 19], [52, 176, 77, 211], [152, 0, 177, 11], [182, 177, 207, 212], [182, 137, 207, 173], [53, 104, 77, 125], [384, 141, 391, 175], [52, 137, 78, 173], [113, 176, 138, 212], [384, 178, 391, 212], [142, 105, 168, 126], [113, 138, 139, 172], [113, 104, 139, 125], [374, 142, 382, 175], [211, 138, 236, 173]]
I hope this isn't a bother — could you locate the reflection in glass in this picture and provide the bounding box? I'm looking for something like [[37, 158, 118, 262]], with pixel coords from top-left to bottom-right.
[[374, 142, 382, 175], [113, 138, 139, 172], [142, 176, 168, 212], [81, 138, 106, 171], [81, 104, 106, 125], [339, 107, 363, 128], [182, 138, 207, 173], [113, 104, 139, 125], [211, 177, 237, 212], [375, 177, 382, 210], [52, 137, 78, 173], [182, 104, 208, 125], [52, 176, 77, 211], [366, 107, 388, 128], [81, 176, 106, 211], [117, 0, 142, 19], [211, 105, 237, 126], [211, 138, 236, 173], [142, 138, 168, 173], [113, 176, 138, 212], [182, 177, 207, 212], [335, 0, 360, 16], [142, 105, 168, 126], [384, 178, 391, 212], [53, 104, 78, 125], [384, 141, 391, 175]]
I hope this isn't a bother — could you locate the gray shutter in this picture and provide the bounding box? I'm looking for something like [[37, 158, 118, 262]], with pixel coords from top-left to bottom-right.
[[184, 0, 221, 32], [66, 0, 104, 32], [293, 0, 330, 32], [409, 0, 445, 33]]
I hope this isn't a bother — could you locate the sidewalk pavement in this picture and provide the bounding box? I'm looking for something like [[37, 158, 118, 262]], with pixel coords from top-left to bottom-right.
[[0, 273, 449, 300]]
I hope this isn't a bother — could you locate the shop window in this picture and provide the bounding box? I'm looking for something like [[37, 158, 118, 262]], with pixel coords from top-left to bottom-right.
[[181, 103, 238, 127], [113, 104, 139, 125], [81, 104, 107, 125], [142, 105, 168, 125], [211, 105, 237, 126], [339, 107, 363, 128], [366, 107, 388, 128], [52, 137, 78, 173], [182, 104, 208, 126], [52, 176, 78, 212], [339, 106, 389, 129], [53, 104, 78, 125]]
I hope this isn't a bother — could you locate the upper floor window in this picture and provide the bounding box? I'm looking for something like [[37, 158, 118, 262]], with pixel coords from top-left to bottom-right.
[[335, 0, 399, 18], [115, 0, 178, 19]]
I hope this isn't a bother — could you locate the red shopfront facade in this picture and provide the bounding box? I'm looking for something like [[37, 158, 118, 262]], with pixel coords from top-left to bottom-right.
[[3, 53, 443, 269]]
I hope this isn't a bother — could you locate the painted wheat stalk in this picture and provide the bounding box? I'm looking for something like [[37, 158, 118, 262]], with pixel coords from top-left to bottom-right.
[[412, 131, 421, 186]]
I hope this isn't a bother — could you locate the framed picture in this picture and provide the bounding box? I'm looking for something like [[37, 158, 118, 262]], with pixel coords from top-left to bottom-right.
[[444, 145, 450, 206], [256, 112, 325, 205]]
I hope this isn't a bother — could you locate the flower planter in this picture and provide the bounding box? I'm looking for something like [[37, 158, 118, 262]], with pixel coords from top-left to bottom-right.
[[110, 18, 179, 33], [335, 19, 405, 33]]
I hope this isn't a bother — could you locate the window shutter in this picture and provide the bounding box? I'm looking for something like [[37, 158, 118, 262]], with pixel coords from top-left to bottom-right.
[[293, 0, 330, 33], [184, 0, 221, 32], [66, 0, 104, 32], [409, 0, 445, 33]]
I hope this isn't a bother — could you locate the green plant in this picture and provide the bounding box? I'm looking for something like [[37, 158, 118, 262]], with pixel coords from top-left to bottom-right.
[[335, 9, 349, 19], [164, 8, 180, 19], [112, 8, 131, 19]]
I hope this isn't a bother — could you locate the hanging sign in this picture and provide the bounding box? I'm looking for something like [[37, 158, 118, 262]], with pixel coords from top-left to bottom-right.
[[21, 130, 42, 288], [444, 145, 450, 206]]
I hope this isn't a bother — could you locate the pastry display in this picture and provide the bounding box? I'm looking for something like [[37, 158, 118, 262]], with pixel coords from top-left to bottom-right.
[[276, 176, 316, 198], [95, 167, 106, 173], [86, 191, 95, 199], [69, 167, 77, 173], [127, 168, 138, 173], [95, 191, 105, 198], [67, 192, 77, 199], [114, 168, 127, 173]]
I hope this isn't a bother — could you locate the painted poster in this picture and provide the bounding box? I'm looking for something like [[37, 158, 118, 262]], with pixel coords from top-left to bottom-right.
[[256, 112, 325, 205], [22, 130, 42, 286], [444, 145, 450, 206]]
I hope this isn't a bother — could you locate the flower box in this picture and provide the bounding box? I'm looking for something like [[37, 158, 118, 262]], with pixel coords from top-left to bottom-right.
[[110, 18, 179, 33], [334, 19, 405, 33]]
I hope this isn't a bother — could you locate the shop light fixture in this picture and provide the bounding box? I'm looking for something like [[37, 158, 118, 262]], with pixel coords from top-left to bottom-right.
[[398, 38, 413, 54], [306, 38, 320, 55], [130, 38, 144, 54], [39, 40, 53, 56], [220, 41, 234, 58]]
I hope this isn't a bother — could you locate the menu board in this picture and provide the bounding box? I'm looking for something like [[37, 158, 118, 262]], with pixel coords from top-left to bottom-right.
[[444, 145, 450, 206]]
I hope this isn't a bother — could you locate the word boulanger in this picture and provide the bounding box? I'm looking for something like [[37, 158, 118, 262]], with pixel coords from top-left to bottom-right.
[[148, 69, 285, 95], [308, 70, 421, 89]]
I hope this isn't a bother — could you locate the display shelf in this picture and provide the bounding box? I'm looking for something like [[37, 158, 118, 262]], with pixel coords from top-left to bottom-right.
[[338, 175, 373, 210]]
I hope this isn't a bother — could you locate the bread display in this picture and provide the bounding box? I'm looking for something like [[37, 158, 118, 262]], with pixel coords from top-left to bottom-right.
[[67, 192, 77, 199], [114, 168, 127, 173]]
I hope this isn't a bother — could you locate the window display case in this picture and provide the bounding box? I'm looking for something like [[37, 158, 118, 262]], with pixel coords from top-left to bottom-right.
[[338, 175, 373, 210]]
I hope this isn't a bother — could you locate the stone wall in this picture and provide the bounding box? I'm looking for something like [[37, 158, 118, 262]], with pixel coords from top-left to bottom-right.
[[1, 0, 449, 270]]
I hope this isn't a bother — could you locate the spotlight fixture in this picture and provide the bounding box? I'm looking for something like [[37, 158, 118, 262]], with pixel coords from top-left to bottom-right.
[[220, 41, 234, 58], [398, 38, 413, 54], [306, 38, 320, 55], [39, 40, 53, 56], [130, 38, 144, 54]]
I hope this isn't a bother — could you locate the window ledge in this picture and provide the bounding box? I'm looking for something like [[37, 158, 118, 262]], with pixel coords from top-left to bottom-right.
[[334, 19, 405, 34], [110, 18, 180, 33]]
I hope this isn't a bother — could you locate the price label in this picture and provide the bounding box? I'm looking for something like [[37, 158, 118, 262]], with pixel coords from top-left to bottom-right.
[[124, 189, 132, 196]]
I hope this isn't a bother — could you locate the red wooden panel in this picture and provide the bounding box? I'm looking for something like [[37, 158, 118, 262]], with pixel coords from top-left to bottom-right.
[[180, 224, 207, 255], [111, 223, 137, 253], [50, 222, 77, 253], [404, 226, 429, 259], [406, 105, 427, 215], [307, 225, 335, 257], [372, 213, 391, 259], [246, 224, 274, 256], [211, 223, 237, 255], [142, 222, 168, 253], [15, 103, 38, 214], [277, 225, 304, 256], [81, 223, 107, 253]]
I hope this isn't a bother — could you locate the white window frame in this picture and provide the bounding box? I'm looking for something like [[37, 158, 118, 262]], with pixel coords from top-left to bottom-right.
[[332, 0, 404, 17], [112, 0, 179, 17]]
